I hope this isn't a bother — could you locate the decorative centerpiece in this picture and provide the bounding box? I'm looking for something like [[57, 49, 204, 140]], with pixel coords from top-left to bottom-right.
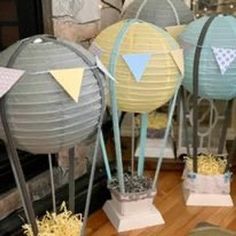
[[0, 36, 105, 154], [122, 0, 193, 38], [179, 15, 236, 206], [0, 35, 106, 235], [183, 154, 233, 206], [90, 19, 183, 232]]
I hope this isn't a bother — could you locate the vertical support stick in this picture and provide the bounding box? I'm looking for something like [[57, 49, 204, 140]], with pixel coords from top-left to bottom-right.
[[153, 84, 180, 189], [69, 147, 75, 213], [218, 100, 233, 154], [192, 16, 216, 173], [208, 101, 214, 150], [137, 113, 148, 176], [0, 99, 38, 235], [109, 79, 125, 194], [81, 128, 101, 236], [192, 62, 199, 173], [180, 86, 190, 156], [48, 153, 56, 213], [131, 113, 135, 176], [108, 20, 136, 194], [100, 131, 112, 181], [227, 136, 236, 171]]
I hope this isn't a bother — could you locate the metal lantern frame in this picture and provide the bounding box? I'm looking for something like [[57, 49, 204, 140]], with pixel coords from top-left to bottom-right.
[[177, 91, 231, 156], [0, 35, 106, 236]]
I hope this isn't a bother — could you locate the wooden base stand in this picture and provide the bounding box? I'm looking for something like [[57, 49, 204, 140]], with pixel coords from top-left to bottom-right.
[[103, 191, 164, 232], [183, 189, 234, 207]]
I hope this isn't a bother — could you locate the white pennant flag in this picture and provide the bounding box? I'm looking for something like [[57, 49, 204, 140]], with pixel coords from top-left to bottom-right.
[[95, 56, 117, 83], [0, 67, 25, 98], [212, 47, 236, 75]]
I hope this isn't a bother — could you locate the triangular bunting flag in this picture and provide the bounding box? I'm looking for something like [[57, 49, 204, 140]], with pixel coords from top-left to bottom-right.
[[165, 25, 186, 40], [96, 56, 117, 83], [122, 53, 151, 82], [170, 49, 184, 76], [212, 47, 236, 75], [50, 68, 84, 103], [0, 67, 25, 98]]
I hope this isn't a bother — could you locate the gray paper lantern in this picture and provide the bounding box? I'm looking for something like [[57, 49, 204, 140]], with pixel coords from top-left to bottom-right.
[[122, 0, 194, 28], [0, 35, 105, 154]]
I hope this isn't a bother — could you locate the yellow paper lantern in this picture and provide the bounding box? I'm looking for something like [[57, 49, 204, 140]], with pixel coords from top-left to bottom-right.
[[91, 20, 183, 113]]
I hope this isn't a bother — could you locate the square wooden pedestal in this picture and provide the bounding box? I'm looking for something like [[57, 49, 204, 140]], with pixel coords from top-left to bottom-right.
[[183, 188, 234, 207], [103, 190, 164, 232]]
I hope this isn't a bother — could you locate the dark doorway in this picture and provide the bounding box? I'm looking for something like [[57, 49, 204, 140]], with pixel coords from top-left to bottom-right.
[[0, 0, 43, 50]]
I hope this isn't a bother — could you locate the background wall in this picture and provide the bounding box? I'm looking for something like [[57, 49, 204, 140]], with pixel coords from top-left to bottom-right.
[[52, 0, 123, 47]]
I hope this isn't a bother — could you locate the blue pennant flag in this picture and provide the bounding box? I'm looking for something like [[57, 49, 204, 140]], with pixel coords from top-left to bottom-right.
[[122, 53, 151, 82]]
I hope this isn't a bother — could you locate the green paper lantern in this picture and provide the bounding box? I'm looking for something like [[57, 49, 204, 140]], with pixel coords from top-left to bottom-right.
[[180, 15, 236, 100]]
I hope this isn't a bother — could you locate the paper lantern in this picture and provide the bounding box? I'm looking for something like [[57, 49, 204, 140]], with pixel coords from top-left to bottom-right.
[[122, 0, 193, 29], [179, 15, 236, 100], [91, 20, 183, 113], [0, 35, 105, 154]]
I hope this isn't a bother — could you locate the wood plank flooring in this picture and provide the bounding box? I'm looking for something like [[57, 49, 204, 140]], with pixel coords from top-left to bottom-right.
[[86, 171, 236, 236]]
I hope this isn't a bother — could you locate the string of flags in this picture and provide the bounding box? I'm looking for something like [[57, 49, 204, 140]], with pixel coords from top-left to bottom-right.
[[2, 43, 233, 103], [90, 42, 184, 82], [181, 40, 236, 75], [0, 47, 184, 103], [0, 57, 115, 102], [122, 49, 184, 82], [0, 46, 185, 102]]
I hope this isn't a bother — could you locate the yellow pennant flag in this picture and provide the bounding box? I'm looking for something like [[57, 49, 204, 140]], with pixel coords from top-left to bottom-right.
[[50, 68, 84, 103], [165, 25, 186, 40], [170, 49, 184, 76]]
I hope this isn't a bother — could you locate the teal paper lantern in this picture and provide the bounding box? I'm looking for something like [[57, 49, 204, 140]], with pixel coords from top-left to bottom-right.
[[179, 15, 236, 100]]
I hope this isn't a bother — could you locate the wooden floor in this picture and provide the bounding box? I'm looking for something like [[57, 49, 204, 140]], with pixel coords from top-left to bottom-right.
[[86, 171, 236, 236]]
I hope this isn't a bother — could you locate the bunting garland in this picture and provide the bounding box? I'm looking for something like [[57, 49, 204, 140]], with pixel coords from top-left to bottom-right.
[[180, 39, 236, 75], [0, 57, 115, 103], [0, 48, 184, 101], [90, 42, 184, 82]]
